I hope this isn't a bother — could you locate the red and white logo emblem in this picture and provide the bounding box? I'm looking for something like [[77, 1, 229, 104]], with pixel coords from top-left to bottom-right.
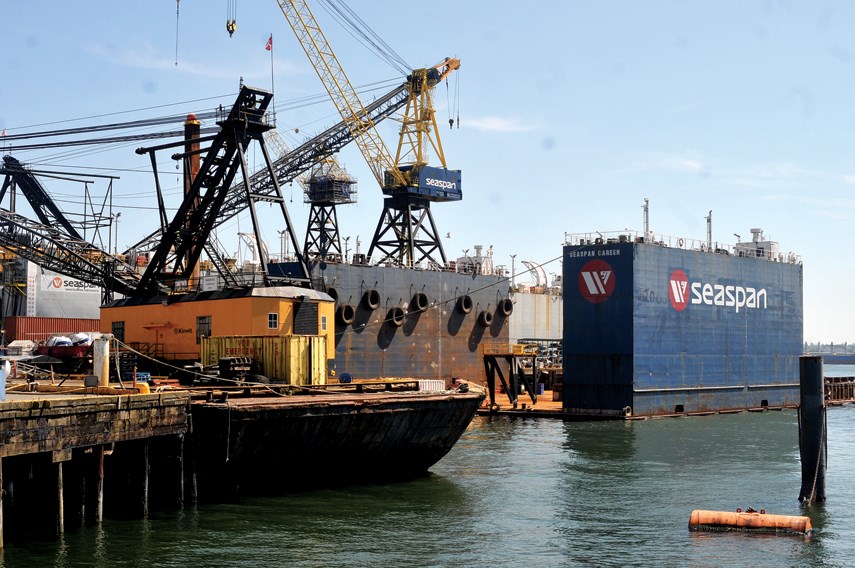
[[50, 276, 64, 289], [578, 260, 615, 304], [668, 269, 689, 312]]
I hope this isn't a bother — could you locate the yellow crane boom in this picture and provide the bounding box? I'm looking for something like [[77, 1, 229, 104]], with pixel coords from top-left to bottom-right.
[[275, 0, 406, 189], [276, 0, 461, 266]]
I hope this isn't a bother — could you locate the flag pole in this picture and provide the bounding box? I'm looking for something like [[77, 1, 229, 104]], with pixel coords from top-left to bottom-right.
[[269, 34, 275, 95]]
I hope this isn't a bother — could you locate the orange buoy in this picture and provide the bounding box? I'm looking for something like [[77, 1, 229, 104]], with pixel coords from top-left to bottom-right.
[[689, 509, 812, 534]]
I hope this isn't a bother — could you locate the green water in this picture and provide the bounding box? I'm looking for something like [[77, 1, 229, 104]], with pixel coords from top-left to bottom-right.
[[3, 408, 853, 567]]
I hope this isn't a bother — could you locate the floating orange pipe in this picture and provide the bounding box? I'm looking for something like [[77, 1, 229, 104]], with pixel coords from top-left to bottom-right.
[[689, 509, 812, 534]]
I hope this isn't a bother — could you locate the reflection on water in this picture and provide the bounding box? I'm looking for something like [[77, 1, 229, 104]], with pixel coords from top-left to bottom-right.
[[3, 409, 855, 567]]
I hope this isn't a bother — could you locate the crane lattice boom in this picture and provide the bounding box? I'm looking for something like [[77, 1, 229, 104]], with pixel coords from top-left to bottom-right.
[[275, 0, 405, 189]]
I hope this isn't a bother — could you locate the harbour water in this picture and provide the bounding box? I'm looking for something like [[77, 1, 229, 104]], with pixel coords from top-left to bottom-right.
[[3, 392, 855, 566]]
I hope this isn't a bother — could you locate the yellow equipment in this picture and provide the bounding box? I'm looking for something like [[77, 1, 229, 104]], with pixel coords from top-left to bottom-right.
[[275, 0, 461, 267]]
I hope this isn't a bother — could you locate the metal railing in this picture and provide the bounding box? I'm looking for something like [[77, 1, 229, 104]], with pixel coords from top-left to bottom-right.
[[563, 230, 802, 265]]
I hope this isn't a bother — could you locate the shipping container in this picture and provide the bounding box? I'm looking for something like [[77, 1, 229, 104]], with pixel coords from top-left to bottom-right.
[[562, 236, 803, 417], [3, 316, 100, 343], [509, 290, 562, 343], [201, 335, 327, 385]]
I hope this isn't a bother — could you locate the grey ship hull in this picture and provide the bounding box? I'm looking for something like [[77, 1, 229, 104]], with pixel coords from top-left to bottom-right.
[[312, 262, 510, 382]]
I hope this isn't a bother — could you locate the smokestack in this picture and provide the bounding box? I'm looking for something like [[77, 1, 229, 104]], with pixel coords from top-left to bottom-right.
[[184, 113, 201, 286]]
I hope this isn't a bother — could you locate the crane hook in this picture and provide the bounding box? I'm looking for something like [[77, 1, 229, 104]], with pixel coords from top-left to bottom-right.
[[226, 0, 237, 37]]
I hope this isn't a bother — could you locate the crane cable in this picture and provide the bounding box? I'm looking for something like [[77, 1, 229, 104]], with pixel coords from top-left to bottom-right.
[[454, 69, 460, 128], [0, 111, 221, 142], [174, 0, 180, 66], [444, 63, 460, 129], [226, 0, 237, 37], [315, 0, 410, 76]]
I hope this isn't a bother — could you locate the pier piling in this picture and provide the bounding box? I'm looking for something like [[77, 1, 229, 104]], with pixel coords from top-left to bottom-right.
[[0, 458, 4, 549], [798, 355, 826, 502], [97, 446, 105, 524], [56, 462, 64, 535]]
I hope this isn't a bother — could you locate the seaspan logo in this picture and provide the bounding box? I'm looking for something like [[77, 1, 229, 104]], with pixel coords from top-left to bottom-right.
[[579, 259, 615, 304], [47, 277, 98, 292], [668, 269, 768, 313], [669, 269, 690, 312], [425, 177, 456, 190]]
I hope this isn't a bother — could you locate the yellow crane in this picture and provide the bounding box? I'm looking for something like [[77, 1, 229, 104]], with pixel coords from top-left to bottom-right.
[[275, 0, 461, 267]]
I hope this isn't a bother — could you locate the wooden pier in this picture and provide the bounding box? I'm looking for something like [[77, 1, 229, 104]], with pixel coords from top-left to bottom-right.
[[825, 376, 855, 405], [0, 387, 189, 546], [0, 378, 486, 543]]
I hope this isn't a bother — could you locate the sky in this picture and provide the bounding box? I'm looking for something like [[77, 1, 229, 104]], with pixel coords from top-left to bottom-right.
[[1, 0, 854, 343]]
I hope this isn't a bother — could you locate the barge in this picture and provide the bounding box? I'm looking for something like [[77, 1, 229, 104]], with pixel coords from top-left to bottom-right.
[[190, 386, 484, 497], [562, 227, 803, 417], [99, 284, 487, 495]]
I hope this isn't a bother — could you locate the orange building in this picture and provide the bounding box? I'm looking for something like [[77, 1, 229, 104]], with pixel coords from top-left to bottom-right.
[[100, 286, 335, 373]]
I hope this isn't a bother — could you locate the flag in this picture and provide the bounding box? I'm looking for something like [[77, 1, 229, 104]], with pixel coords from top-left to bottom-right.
[[265, 34, 273, 51]]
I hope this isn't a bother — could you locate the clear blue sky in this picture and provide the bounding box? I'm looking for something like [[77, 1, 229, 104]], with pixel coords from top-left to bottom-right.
[[2, 1, 854, 343]]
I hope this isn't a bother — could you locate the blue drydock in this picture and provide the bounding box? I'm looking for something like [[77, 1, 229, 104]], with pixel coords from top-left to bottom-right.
[[562, 237, 803, 417]]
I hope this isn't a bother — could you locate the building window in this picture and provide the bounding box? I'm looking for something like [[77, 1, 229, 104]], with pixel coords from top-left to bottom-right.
[[196, 316, 212, 344], [268, 312, 279, 330], [321, 315, 327, 332], [112, 321, 125, 343]]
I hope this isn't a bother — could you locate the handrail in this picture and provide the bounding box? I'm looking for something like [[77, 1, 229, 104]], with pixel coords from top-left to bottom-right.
[[563, 230, 802, 265]]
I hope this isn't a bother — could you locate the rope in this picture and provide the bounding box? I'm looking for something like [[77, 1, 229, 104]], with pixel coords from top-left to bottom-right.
[[805, 405, 827, 503], [113, 338, 335, 397]]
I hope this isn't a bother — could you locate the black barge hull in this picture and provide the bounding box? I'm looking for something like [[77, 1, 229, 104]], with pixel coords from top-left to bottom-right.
[[190, 390, 484, 497]]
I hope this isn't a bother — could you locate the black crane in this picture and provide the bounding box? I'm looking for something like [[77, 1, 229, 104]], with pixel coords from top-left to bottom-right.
[[135, 85, 308, 294]]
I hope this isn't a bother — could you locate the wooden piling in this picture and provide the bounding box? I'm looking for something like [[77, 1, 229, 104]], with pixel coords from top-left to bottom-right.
[[0, 391, 189, 543], [79, 458, 86, 525], [0, 456, 4, 549], [96, 446, 104, 524], [798, 355, 826, 502], [56, 462, 64, 535], [185, 415, 198, 504], [52, 449, 71, 535], [177, 434, 185, 507], [142, 441, 149, 518]]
